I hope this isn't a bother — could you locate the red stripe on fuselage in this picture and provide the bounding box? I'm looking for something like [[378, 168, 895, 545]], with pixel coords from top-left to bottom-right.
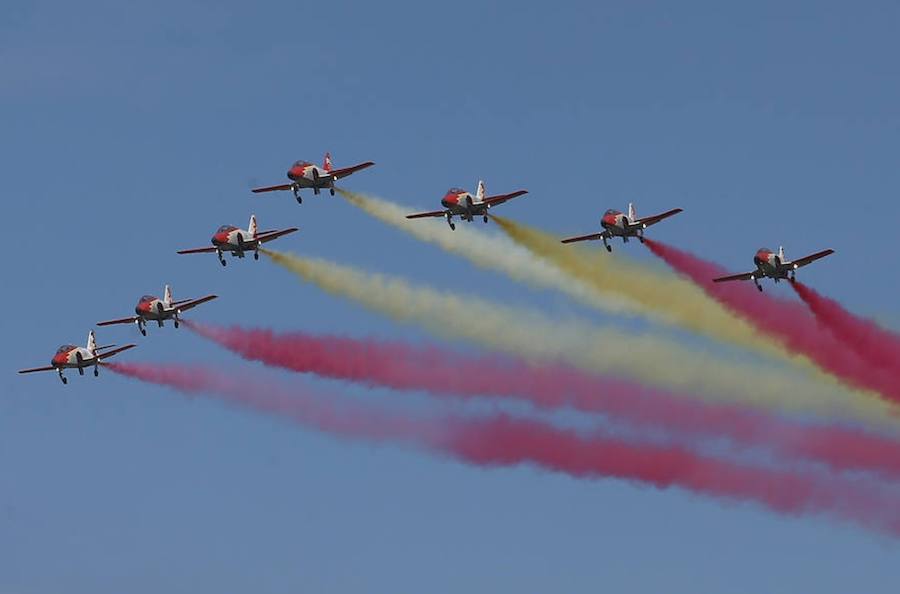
[[441, 191, 463, 207], [755, 249, 774, 265], [287, 164, 309, 180], [52, 350, 72, 366], [601, 212, 621, 228]]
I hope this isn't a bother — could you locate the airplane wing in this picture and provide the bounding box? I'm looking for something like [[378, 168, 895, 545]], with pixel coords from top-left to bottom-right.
[[171, 295, 218, 311], [97, 316, 140, 327], [790, 249, 835, 269], [256, 228, 299, 244], [561, 232, 605, 244], [712, 271, 757, 283], [406, 209, 448, 219], [635, 208, 684, 227], [96, 344, 137, 360], [329, 161, 375, 180], [177, 246, 218, 255], [251, 183, 294, 194], [482, 190, 528, 207], [18, 365, 57, 374]]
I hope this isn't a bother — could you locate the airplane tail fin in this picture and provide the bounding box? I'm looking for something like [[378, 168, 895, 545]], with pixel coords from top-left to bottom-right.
[[323, 152, 333, 173], [778, 246, 786, 262], [163, 284, 173, 306], [87, 330, 97, 354], [627, 202, 636, 224], [476, 180, 486, 203], [249, 214, 258, 239]]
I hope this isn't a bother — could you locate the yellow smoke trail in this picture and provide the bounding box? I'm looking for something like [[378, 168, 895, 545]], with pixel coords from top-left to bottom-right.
[[337, 189, 644, 317], [491, 216, 823, 369], [261, 248, 898, 430]]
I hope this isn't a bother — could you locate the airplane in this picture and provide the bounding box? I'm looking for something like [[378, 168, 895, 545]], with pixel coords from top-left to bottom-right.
[[176, 214, 298, 266], [251, 152, 375, 203], [560, 203, 683, 252], [97, 285, 218, 336], [405, 181, 528, 230], [713, 246, 835, 291], [18, 331, 136, 384]]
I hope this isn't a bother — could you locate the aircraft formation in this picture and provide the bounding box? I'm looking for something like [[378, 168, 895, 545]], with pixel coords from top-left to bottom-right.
[[18, 151, 834, 383]]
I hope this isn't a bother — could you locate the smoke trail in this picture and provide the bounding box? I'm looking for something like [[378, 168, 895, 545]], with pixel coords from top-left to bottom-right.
[[491, 216, 799, 364], [644, 239, 900, 404], [342, 193, 852, 402], [259, 248, 897, 429], [337, 190, 641, 316], [792, 281, 900, 375], [106, 361, 437, 444], [109, 361, 900, 538], [188, 321, 900, 480]]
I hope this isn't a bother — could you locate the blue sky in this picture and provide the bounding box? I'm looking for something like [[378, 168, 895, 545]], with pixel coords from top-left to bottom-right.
[[2, 1, 899, 591]]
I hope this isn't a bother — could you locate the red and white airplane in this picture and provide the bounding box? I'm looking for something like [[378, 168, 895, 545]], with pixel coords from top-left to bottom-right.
[[97, 285, 217, 336], [406, 181, 527, 230], [713, 246, 835, 291], [251, 152, 375, 203], [176, 214, 298, 266], [18, 331, 136, 384], [561, 203, 683, 252]]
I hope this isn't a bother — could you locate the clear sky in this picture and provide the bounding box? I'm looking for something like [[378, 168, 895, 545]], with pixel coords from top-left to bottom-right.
[[2, 1, 899, 592]]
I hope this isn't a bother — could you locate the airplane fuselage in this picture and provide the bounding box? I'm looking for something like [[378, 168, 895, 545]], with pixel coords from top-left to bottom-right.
[[441, 191, 489, 218], [753, 249, 797, 282], [133, 296, 185, 326], [600, 210, 643, 238], [127, 295, 183, 334], [287, 163, 337, 190], [211, 227, 260, 256], [51, 346, 99, 369], [599, 210, 649, 244], [136, 297, 168, 320]]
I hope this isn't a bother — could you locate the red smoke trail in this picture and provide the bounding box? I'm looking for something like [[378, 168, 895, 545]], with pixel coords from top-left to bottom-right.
[[106, 361, 441, 445], [108, 361, 900, 537], [644, 239, 900, 403], [186, 321, 900, 481], [792, 281, 900, 375]]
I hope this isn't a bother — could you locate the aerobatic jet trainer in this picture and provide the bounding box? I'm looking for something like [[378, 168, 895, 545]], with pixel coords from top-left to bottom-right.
[[406, 181, 527, 230], [18, 331, 136, 384], [561, 203, 682, 252], [251, 152, 375, 203], [97, 285, 217, 336], [713, 246, 835, 291], [176, 215, 298, 266]]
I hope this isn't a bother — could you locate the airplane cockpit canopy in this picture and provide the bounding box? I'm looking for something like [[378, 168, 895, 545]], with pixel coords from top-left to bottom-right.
[[57, 345, 76, 353], [293, 160, 311, 167], [217, 225, 236, 233], [140, 295, 156, 302], [604, 209, 621, 216], [448, 188, 465, 194]]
